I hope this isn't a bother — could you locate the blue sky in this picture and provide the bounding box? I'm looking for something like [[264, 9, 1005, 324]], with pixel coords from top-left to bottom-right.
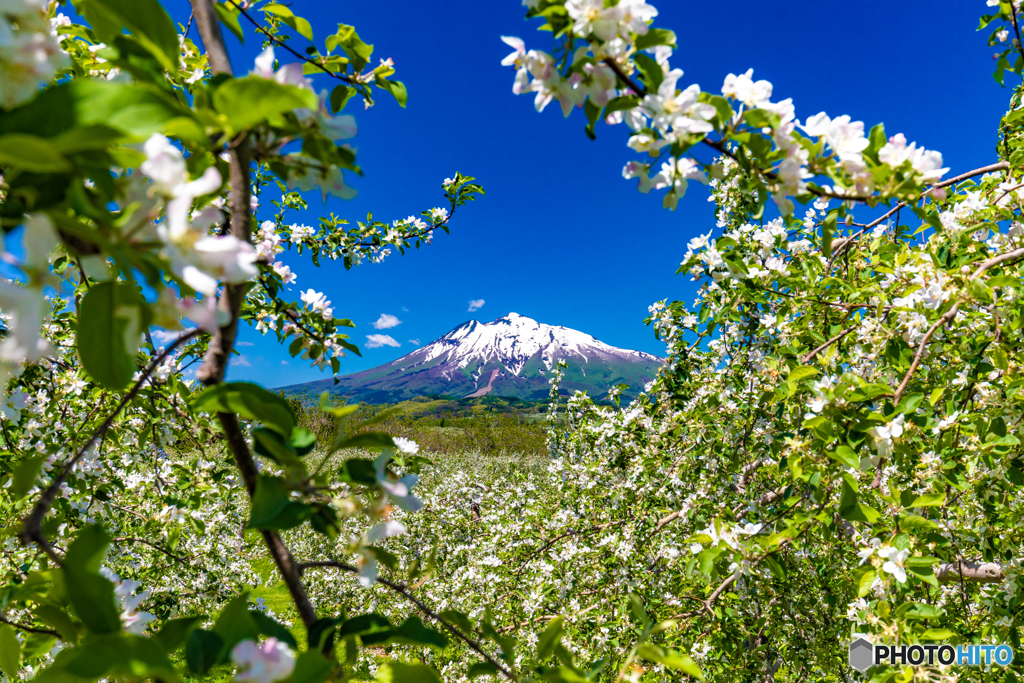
[[156, 0, 1009, 387]]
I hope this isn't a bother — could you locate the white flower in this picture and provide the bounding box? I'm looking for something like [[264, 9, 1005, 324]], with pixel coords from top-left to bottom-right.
[[99, 568, 157, 635], [365, 520, 407, 543], [565, 0, 621, 41], [857, 538, 881, 565], [878, 133, 948, 180], [722, 68, 772, 109], [374, 453, 422, 512], [251, 46, 312, 91], [878, 546, 909, 583], [392, 436, 419, 455], [232, 638, 296, 683]]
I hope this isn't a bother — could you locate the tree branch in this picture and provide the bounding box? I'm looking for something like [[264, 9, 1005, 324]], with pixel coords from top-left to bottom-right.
[[20, 330, 200, 561], [801, 325, 855, 364], [190, 0, 320, 634], [113, 537, 192, 565], [829, 161, 1011, 262], [0, 616, 60, 638], [223, 0, 359, 87], [935, 560, 1004, 584], [298, 561, 517, 682], [871, 245, 1024, 489]]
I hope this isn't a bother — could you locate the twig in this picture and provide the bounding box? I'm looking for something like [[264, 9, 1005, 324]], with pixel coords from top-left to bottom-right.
[[800, 325, 855, 364], [299, 561, 517, 681], [223, 0, 358, 87], [0, 616, 60, 638], [19, 331, 200, 561], [869, 244, 1024, 490], [829, 161, 1011, 264], [113, 537, 192, 565], [1010, 4, 1024, 67]]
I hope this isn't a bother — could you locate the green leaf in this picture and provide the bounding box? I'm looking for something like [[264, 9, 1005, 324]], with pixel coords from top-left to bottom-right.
[[864, 122, 886, 164], [337, 613, 391, 642], [212, 76, 315, 133], [337, 458, 378, 485], [634, 28, 677, 51], [922, 628, 954, 640], [900, 514, 940, 532], [330, 85, 357, 113], [328, 24, 373, 72], [743, 108, 780, 130], [829, 446, 860, 469], [333, 431, 395, 452], [838, 477, 880, 524], [0, 134, 70, 172], [185, 629, 224, 675], [822, 210, 838, 258], [250, 610, 297, 649], [263, 3, 314, 42], [635, 644, 704, 679], [468, 662, 500, 679], [633, 53, 662, 92], [389, 616, 448, 649], [0, 80, 192, 142], [192, 382, 296, 437], [12, 455, 45, 499], [377, 662, 441, 683], [61, 633, 177, 680], [291, 428, 317, 455], [155, 615, 205, 652], [375, 78, 407, 107], [34, 605, 80, 643], [63, 527, 122, 635], [438, 609, 473, 634], [77, 0, 180, 71], [604, 95, 640, 117], [698, 92, 734, 127], [252, 427, 301, 466], [213, 2, 244, 43], [787, 365, 819, 383], [78, 282, 148, 390], [910, 491, 946, 507], [247, 476, 311, 530], [537, 616, 564, 661], [290, 651, 331, 683], [0, 625, 20, 679], [212, 594, 259, 661], [857, 569, 877, 598]]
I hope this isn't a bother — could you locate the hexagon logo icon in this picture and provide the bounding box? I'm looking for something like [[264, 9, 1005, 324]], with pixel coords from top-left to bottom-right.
[[849, 637, 874, 671]]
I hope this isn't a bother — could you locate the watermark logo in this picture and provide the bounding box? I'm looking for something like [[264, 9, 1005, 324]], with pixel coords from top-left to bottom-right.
[[849, 637, 1014, 671]]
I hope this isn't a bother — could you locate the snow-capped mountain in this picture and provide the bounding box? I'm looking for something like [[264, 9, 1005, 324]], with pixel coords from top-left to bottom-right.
[[279, 312, 663, 403]]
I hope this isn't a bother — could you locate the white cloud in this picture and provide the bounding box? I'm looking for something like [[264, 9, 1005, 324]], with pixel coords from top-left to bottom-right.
[[468, 299, 485, 312], [281, 360, 288, 365], [237, 341, 254, 347], [400, 306, 409, 312], [372, 313, 402, 330], [231, 354, 252, 367], [150, 328, 182, 345], [365, 334, 401, 348], [409, 338, 421, 346]]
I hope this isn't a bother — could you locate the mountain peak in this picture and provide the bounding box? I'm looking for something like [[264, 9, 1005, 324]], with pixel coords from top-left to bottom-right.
[[281, 314, 662, 403]]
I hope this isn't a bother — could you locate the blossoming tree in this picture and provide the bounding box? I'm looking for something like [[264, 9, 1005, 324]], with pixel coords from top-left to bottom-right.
[[5, 0, 1024, 682], [469, 0, 1024, 680], [0, 0, 488, 681]]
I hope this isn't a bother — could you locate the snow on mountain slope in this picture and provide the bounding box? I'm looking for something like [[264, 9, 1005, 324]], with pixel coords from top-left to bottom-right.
[[280, 313, 663, 403]]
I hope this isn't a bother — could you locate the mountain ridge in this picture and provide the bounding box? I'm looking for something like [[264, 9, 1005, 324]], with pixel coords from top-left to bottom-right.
[[279, 312, 662, 403]]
